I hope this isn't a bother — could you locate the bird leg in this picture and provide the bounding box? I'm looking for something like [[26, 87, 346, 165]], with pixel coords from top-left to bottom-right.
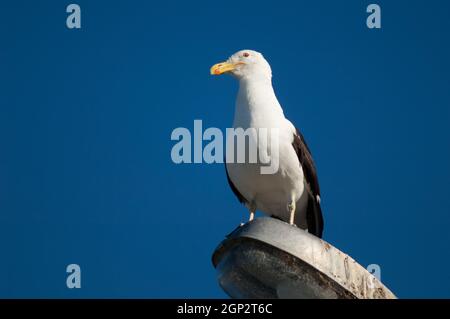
[[288, 200, 296, 225], [248, 202, 256, 222]]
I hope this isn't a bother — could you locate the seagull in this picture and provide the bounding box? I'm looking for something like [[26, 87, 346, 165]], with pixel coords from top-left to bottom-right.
[[210, 50, 324, 238]]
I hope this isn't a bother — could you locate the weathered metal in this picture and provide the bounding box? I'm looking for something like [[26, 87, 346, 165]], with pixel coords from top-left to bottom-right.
[[212, 217, 396, 299]]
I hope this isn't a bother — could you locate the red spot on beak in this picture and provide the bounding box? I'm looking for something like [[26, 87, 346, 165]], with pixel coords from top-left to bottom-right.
[[214, 65, 222, 75]]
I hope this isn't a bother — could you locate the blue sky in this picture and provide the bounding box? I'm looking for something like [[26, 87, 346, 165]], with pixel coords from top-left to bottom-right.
[[0, 0, 449, 298]]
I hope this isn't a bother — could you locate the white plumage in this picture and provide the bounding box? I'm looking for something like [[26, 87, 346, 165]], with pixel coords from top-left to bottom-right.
[[211, 50, 323, 237]]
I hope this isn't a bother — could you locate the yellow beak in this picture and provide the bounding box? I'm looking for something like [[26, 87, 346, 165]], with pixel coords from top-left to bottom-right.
[[210, 62, 240, 75]]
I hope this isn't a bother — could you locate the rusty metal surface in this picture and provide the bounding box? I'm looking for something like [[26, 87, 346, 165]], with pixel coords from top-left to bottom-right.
[[212, 217, 396, 299]]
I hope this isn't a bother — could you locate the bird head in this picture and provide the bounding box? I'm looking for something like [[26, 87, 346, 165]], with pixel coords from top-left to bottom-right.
[[210, 50, 272, 80]]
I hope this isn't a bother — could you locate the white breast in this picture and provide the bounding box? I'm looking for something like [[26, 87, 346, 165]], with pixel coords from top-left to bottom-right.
[[226, 77, 308, 223]]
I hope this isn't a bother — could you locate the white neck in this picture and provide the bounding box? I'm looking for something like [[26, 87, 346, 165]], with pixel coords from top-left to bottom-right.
[[233, 76, 285, 128]]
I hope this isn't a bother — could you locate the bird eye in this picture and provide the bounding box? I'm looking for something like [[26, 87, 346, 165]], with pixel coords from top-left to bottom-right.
[[243, 52, 250, 57]]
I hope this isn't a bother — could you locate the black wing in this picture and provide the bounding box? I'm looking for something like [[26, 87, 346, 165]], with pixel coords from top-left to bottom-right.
[[224, 163, 248, 205], [292, 128, 324, 238]]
